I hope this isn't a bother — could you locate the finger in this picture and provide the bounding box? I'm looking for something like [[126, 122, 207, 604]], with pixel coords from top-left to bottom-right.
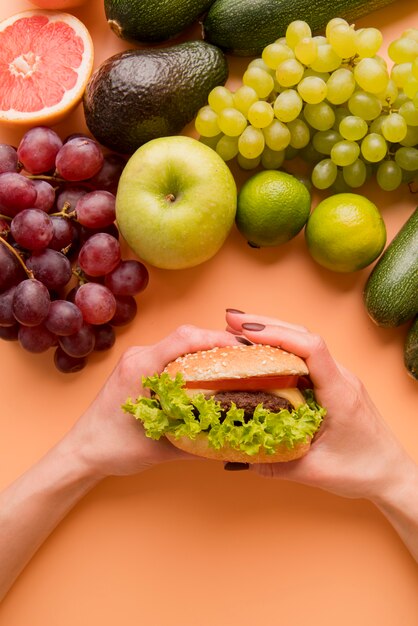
[[236, 323, 343, 392], [225, 310, 309, 333]]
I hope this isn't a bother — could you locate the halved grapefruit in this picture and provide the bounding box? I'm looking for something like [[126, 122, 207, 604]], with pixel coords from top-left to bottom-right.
[[0, 10, 94, 127]]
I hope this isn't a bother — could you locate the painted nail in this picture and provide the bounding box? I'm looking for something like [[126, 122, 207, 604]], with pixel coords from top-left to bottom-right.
[[235, 336, 254, 346], [224, 462, 249, 471], [241, 323, 265, 331], [226, 308, 245, 314]]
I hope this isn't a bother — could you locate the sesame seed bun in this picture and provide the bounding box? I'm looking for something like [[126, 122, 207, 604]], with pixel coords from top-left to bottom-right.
[[163, 344, 309, 381]]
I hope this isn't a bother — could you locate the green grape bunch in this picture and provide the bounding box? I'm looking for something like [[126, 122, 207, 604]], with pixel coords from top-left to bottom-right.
[[194, 18, 418, 193]]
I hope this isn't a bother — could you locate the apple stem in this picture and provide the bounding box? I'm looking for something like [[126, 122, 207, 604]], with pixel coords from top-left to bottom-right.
[[165, 193, 176, 202]]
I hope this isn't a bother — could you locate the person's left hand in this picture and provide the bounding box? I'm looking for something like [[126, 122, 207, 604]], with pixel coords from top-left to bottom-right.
[[63, 324, 236, 480]]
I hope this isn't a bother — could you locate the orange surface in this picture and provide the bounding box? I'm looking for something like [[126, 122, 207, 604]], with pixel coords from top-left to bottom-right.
[[0, 0, 417, 623]]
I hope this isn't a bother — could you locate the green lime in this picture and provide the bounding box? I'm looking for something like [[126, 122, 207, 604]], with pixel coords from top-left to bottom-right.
[[236, 170, 311, 247], [305, 193, 387, 273]]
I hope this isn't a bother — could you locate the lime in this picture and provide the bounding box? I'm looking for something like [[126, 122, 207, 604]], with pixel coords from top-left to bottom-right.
[[305, 193, 386, 272], [236, 170, 311, 247]]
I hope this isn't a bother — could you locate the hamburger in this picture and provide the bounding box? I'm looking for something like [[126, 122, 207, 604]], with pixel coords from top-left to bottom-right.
[[123, 344, 326, 463]]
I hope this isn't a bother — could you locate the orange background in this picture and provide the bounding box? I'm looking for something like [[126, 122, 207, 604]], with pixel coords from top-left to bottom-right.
[[0, 0, 417, 623]]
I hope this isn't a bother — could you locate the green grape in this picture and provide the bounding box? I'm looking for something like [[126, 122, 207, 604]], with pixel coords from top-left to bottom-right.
[[401, 168, 416, 183], [199, 133, 222, 149], [393, 91, 410, 109], [339, 115, 368, 141], [300, 142, 323, 163], [330, 140, 360, 166], [328, 24, 357, 58], [247, 58, 273, 73], [361, 133, 388, 162], [326, 68, 356, 105], [402, 28, 418, 42], [215, 135, 239, 161], [263, 119, 291, 150], [195, 106, 220, 137], [331, 169, 352, 193], [243, 67, 275, 98], [273, 89, 303, 122], [233, 85, 259, 117], [297, 76, 327, 104], [381, 113, 408, 143], [261, 42, 294, 69], [287, 118, 310, 148], [376, 160, 403, 190], [400, 125, 418, 146], [325, 18, 348, 39], [342, 158, 367, 188], [310, 44, 341, 73], [403, 75, 418, 99], [311, 158, 338, 189], [276, 58, 304, 87], [369, 115, 385, 135], [348, 91, 382, 120], [413, 56, 418, 80], [303, 102, 335, 131], [376, 79, 398, 105], [294, 37, 318, 65], [394, 146, 418, 171], [391, 62, 413, 88], [237, 153, 261, 170], [388, 37, 418, 63], [333, 106, 350, 129], [286, 20, 311, 49], [284, 144, 300, 160], [354, 28, 383, 58], [260, 146, 285, 169], [247, 101, 274, 128], [217, 107, 247, 136], [208, 86, 234, 113], [238, 125, 265, 159], [353, 57, 389, 94], [312, 129, 342, 154]]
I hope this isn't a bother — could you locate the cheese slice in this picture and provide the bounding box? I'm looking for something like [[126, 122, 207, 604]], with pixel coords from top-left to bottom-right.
[[185, 387, 305, 408]]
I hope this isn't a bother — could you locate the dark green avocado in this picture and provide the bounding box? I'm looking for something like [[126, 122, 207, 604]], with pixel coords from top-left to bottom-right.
[[83, 41, 228, 154], [404, 316, 418, 380], [104, 0, 214, 44]]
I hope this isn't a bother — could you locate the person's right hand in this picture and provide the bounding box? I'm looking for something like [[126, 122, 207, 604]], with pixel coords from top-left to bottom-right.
[[226, 310, 415, 502]]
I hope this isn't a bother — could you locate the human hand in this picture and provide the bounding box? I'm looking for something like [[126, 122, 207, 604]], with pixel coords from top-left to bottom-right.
[[225, 310, 414, 502], [63, 324, 236, 480]]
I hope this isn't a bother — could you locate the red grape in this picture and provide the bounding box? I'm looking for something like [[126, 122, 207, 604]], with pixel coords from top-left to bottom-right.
[[0, 144, 18, 174], [45, 300, 83, 336], [0, 172, 37, 217], [75, 190, 116, 228], [26, 249, 72, 291], [11, 209, 54, 250], [55, 137, 104, 181], [110, 295, 137, 326], [18, 323, 56, 353], [54, 346, 87, 373], [58, 322, 95, 357], [0, 324, 19, 341], [32, 180, 56, 213], [55, 186, 86, 212], [17, 126, 63, 174], [0, 285, 17, 326], [105, 260, 149, 296], [12, 279, 50, 326], [0, 243, 26, 291], [48, 216, 75, 251], [87, 153, 127, 192], [94, 324, 116, 351], [78, 233, 121, 276], [75, 282, 116, 325]]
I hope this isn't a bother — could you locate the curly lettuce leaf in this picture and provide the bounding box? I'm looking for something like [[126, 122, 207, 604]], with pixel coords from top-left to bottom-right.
[[122, 372, 326, 457]]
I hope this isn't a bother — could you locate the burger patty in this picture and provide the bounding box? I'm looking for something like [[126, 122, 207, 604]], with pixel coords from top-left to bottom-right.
[[211, 391, 293, 422]]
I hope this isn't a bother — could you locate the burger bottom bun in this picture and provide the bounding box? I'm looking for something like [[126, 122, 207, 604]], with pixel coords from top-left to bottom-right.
[[165, 432, 312, 464]]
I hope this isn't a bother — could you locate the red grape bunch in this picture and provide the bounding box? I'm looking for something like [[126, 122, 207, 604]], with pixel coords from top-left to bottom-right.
[[0, 126, 149, 373]]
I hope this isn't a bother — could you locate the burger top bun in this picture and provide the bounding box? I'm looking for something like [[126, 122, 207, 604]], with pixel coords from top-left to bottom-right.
[[163, 344, 309, 381]]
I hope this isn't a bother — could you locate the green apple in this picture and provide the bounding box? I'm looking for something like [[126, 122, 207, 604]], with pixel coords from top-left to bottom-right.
[[115, 136, 237, 269]]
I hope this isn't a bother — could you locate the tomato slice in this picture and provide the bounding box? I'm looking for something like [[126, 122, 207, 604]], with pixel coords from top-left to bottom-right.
[[185, 375, 299, 391]]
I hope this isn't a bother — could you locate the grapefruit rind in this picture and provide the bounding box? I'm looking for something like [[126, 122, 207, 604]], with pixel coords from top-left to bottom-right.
[[0, 10, 94, 127]]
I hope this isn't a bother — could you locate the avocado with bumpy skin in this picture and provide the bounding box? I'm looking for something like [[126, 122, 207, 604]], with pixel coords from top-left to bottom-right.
[[83, 41, 228, 154], [104, 0, 214, 44]]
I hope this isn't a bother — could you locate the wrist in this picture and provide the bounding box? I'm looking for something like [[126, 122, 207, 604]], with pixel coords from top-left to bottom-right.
[[369, 452, 418, 510]]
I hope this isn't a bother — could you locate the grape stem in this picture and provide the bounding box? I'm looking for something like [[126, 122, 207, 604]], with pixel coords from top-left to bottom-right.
[[0, 236, 34, 279], [26, 174, 97, 191], [0, 214, 12, 222], [50, 201, 76, 220]]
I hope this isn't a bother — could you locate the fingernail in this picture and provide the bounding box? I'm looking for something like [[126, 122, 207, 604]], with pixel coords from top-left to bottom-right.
[[226, 308, 245, 314], [224, 462, 249, 471], [235, 336, 254, 346], [242, 323, 265, 331]]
